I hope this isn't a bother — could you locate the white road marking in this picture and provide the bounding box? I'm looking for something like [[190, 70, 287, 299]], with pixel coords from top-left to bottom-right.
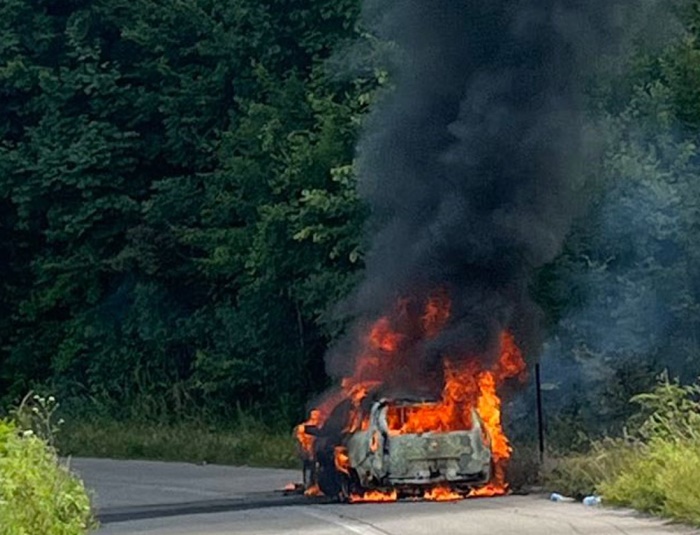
[[297, 506, 390, 535]]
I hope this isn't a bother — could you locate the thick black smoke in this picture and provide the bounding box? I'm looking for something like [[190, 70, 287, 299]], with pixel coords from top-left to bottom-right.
[[328, 0, 676, 380]]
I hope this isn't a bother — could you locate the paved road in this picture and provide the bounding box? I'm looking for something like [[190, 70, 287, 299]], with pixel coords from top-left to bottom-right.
[[71, 458, 298, 509], [71, 458, 699, 535]]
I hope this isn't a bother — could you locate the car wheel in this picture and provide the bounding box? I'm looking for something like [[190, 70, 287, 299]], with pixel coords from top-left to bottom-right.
[[338, 469, 363, 503], [303, 461, 317, 489], [317, 463, 342, 498]]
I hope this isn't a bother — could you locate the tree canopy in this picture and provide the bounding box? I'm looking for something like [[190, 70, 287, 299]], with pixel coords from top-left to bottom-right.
[[1, 0, 700, 431], [0, 0, 373, 419]]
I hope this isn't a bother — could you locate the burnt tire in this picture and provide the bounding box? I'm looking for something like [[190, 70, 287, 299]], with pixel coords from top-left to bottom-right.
[[338, 469, 363, 503], [317, 464, 342, 498], [302, 461, 317, 489]]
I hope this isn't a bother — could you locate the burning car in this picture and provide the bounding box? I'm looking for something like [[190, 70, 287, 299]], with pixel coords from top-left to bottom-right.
[[295, 293, 527, 502], [300, 398, 492, 501]]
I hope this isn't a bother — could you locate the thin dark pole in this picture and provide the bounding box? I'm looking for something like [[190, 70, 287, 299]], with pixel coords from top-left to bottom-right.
[[535, 362, 545, 463]]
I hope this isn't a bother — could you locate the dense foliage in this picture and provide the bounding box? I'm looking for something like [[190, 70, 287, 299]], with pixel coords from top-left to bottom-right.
[[546, 377, 700, 526], [0, 0, 373, 421], [1, 0, 700, 436], [531, 2, 700, 442]]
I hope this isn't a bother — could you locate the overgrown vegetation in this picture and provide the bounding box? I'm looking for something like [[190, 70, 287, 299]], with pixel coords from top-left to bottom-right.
[[546, 377, 700, 526], [58, 416, 297, 469], [0, 395, 95, 535]]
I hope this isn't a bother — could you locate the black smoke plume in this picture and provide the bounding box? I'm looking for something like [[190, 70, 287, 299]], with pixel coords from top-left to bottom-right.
[[326, 0, 677, 383]]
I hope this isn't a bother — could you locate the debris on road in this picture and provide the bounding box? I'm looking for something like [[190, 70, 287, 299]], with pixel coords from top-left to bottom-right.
[[550, 493, 575, 503], [282, 482, 304, 495], [583, 496, 602, 506]]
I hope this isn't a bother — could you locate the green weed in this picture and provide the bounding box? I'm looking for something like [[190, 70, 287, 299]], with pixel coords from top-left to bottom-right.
[[58, 418, 299, 469], [545, 375, 700, 526], [0, 395, 95, 535]]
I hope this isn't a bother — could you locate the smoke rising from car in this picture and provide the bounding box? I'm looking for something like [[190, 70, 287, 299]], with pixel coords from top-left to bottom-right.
[[326, 0, 679, 381]]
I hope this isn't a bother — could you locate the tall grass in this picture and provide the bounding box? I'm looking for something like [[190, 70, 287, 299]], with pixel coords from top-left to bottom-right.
[[57, 415, 299, 469], [546, 376, 700, 526], [52, 393, 301, 468]]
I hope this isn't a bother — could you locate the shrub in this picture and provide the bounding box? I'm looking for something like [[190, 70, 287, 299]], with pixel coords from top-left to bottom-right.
[[0, 396, 95, 535], [599, 377, 700, 525], [544, 437, 643, 499], [546, 376, 700, 526], [601, 438, 700, 524]]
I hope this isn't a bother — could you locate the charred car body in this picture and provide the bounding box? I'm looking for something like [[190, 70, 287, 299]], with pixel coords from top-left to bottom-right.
[[300, 398, 492, 500]]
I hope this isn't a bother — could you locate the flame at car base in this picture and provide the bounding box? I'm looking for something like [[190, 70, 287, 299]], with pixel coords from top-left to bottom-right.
[[296, 292, 527, 502]]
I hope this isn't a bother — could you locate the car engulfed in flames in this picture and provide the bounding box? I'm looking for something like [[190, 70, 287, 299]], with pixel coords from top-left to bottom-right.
[[302, 398, 492, 501], [295, 291, 527, 502]]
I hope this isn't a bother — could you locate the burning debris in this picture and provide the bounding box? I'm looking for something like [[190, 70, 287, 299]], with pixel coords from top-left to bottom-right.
[[295, 0, 670, 502]]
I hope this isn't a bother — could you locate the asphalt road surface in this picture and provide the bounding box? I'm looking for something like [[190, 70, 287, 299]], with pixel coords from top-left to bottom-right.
[[71, 458, 699, 535]]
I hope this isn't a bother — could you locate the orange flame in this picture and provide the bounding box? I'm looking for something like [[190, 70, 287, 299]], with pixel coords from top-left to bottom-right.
[[335, 446, 351, 475], [422, 289, 451, 338], [304, 484, 321, 497], [467, 482, 508, 498], [295, 409, 320, 459], [370, 317, 404, 352], [424, 485, 463, 502], [349, 489, 398, 503], [297, 292, 527, 502]]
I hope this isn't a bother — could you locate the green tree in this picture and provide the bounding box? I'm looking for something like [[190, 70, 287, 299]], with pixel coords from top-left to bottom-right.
[[0, 0, 375, 422], [535, 6, 700, 438]]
